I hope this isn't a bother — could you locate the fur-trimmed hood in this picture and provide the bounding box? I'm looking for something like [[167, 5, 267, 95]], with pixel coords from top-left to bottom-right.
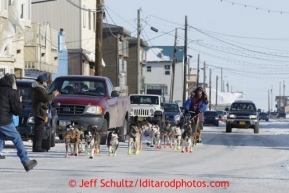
[[0, 73, 17, 89]]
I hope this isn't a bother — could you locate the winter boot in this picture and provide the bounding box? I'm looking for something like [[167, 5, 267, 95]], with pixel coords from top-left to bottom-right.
[[23, 160, 38, 172]]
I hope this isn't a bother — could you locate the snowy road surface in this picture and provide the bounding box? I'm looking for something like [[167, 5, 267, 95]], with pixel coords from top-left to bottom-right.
[[1, 119, 289, 193]]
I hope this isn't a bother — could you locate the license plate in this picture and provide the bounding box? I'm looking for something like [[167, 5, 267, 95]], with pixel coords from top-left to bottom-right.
[[137, 117, 144, 121], [59, 120, 71, 128], [239, 121, 245, 125]]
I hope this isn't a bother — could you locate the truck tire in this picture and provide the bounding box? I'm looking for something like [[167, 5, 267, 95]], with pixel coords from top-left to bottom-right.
[[119, 118, 128, 142], [50, 132, 56, 147], [100, 119, 108, 145], [226, 125, 232, 133], [254, 125, 259, 134], [42, 128, 51, 151], [58, 134, 64, 140]]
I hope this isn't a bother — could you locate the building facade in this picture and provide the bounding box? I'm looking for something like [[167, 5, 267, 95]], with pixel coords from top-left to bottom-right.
[[31, 0, 96, 76], [0, 0, 32, 77], [143, 46, 186, 105]]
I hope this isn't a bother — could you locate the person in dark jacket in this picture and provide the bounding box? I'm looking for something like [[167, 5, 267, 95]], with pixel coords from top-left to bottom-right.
[[31, 74, 59, 152], [0, 73, 37, 171]]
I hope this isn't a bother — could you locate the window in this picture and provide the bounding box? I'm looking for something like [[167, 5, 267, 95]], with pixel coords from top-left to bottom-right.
[[147, 66, 151, 72], [88, 10, 91, 30], [165, 65, 170, 69], [83, 6, 86, 28], [165, 71, 170, 75]]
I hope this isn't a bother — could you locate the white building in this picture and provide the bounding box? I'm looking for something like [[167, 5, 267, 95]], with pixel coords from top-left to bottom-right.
[[0, 0, 32, 77], [0, 0, 59, 79], [143, 46, 190, 105]]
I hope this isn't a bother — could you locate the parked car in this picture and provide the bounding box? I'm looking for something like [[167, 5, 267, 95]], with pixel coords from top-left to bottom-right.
[[277, 112, 286, 118], [226, 100, 259, 133], [203, 111, 219, 126], [15, 78, 58, 151], [259, 112, 269, 121], [48, 75, 131, 144], [163, 102, 182, 126]]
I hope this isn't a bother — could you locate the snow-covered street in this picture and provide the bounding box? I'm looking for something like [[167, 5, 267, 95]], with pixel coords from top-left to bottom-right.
[[1, 119, 289, 193]]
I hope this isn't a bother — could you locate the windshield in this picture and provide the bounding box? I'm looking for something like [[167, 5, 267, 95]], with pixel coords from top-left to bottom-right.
[[16, 82, 32, 101], [204, 111, 218, 116], [48, 78, 106, 96], [164, 104, 179, 112], [259, 113, 267, 116], [130, 95, 159, 105], [230, 103, 256, 111]]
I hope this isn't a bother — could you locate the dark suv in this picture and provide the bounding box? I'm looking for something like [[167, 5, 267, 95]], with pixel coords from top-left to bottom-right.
[[226, 100, 259, 133], [16, 79, 58, 151]]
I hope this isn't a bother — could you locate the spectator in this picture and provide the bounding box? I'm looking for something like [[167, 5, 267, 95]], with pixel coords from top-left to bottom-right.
[[31, 75, 60, 152], [0, 73, 37, 171]]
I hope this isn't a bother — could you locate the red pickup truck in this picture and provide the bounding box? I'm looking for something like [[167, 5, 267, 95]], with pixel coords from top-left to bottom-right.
[[47, 75, 131, 144]]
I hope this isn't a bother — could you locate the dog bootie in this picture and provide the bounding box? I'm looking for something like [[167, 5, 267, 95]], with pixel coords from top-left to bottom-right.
[[127, 151, 131, 155], [177, 146, 181, 150], [135, 151, 139, 155]]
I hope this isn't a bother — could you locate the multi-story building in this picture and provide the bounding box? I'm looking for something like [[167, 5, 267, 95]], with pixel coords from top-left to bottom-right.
[[0, 1, 59, 80], [102, 23, 148, 96], [31, 0, 96, 76], [143, 46, 187, 105], [0, 0, 32, 77]]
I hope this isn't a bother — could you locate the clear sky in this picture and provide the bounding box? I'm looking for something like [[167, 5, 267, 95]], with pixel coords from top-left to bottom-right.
[[104, 0, 289, 111]]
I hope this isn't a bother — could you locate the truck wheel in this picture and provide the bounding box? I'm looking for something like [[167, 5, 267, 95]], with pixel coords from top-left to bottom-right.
[[226, 125, 232, 133], [58, 134, 64, 140], [42, 128, 51, 151], [119, 118, 128, 142], [254, 125, 259, 134], [100, 119, 108, 145], [50, 132, 56, 147]]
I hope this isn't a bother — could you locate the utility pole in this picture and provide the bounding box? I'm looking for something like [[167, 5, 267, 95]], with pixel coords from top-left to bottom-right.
[[216, 75, 218, 110], [283, 80, 287, 106], [227, 81, 229, 92], [209, 68, 212, 110], [170, 28, 177, 102], [203, 61, 206, 90], [182, 16, 188, 105], [95, 0, 103, 76], [268, 89, 270, 112], [271, 86, 273, 111], [221, 68, 223, 92], [136, 8, 141, 94], [196, 54, 200, 87]]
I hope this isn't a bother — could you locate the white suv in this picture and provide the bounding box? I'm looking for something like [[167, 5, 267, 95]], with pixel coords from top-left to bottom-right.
[[129, 94, 165, 127]]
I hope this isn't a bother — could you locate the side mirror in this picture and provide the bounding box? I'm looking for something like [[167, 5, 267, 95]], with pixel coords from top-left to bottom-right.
[[51, 102, 60, 107], [161, 102, 163, 107], [111, 90, 119, 98]]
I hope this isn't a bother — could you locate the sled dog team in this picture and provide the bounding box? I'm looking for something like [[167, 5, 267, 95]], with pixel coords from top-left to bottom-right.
[[63, 116, 200, 158]]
